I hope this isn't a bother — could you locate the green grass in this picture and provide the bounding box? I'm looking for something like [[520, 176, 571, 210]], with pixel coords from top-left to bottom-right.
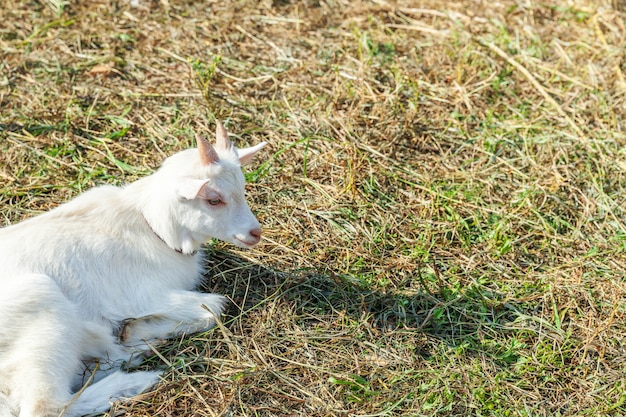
[[1, 0, 626, 416]]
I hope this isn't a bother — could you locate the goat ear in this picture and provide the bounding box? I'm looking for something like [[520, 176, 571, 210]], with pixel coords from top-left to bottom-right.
[[178, 178, 209, 200], [238, 142, 267, 165], [215, 120, 233, 151], [197, 134, 219, 165]]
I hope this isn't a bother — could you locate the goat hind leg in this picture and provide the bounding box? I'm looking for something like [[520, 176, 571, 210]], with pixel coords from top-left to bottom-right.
[[0, 274, 83, 417], [63, 370, 160, 417]]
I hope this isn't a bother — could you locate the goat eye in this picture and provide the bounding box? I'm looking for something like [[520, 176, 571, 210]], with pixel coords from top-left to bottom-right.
[[207, 199, 222, 206]]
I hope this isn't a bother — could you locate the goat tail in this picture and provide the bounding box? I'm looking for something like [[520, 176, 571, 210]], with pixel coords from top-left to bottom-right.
[[62, 371, 161, 417]]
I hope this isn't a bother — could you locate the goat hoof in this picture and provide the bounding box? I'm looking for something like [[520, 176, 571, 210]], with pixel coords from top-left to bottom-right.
[[118, 318, 138, 344]]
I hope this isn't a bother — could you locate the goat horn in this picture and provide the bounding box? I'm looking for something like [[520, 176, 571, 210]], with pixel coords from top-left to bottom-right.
[[196, 134, 219, 165], [215, 120, 232, 151]]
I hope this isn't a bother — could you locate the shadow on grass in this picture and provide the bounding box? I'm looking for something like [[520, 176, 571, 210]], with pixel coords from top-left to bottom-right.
[[202, 247, 526, 366]]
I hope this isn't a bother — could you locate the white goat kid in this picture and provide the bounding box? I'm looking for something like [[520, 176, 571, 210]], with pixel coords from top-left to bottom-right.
[[0, 121, 267, 417]]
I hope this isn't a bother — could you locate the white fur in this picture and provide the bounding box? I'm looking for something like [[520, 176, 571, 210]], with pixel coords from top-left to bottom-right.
[[0, 128, 266, 417]]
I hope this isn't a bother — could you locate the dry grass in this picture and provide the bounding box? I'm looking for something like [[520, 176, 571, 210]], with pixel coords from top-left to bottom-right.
[[2, 0, 626, 416]]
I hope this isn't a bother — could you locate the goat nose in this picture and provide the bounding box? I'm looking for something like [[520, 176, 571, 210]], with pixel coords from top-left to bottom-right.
[[250, 228, 262, 239]]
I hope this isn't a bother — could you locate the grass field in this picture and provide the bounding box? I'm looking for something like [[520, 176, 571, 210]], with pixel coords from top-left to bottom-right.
[[1, 0, 626, 416]]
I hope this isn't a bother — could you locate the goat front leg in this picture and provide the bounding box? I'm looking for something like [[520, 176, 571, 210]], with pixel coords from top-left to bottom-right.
[[118, 291, 226, 347]]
